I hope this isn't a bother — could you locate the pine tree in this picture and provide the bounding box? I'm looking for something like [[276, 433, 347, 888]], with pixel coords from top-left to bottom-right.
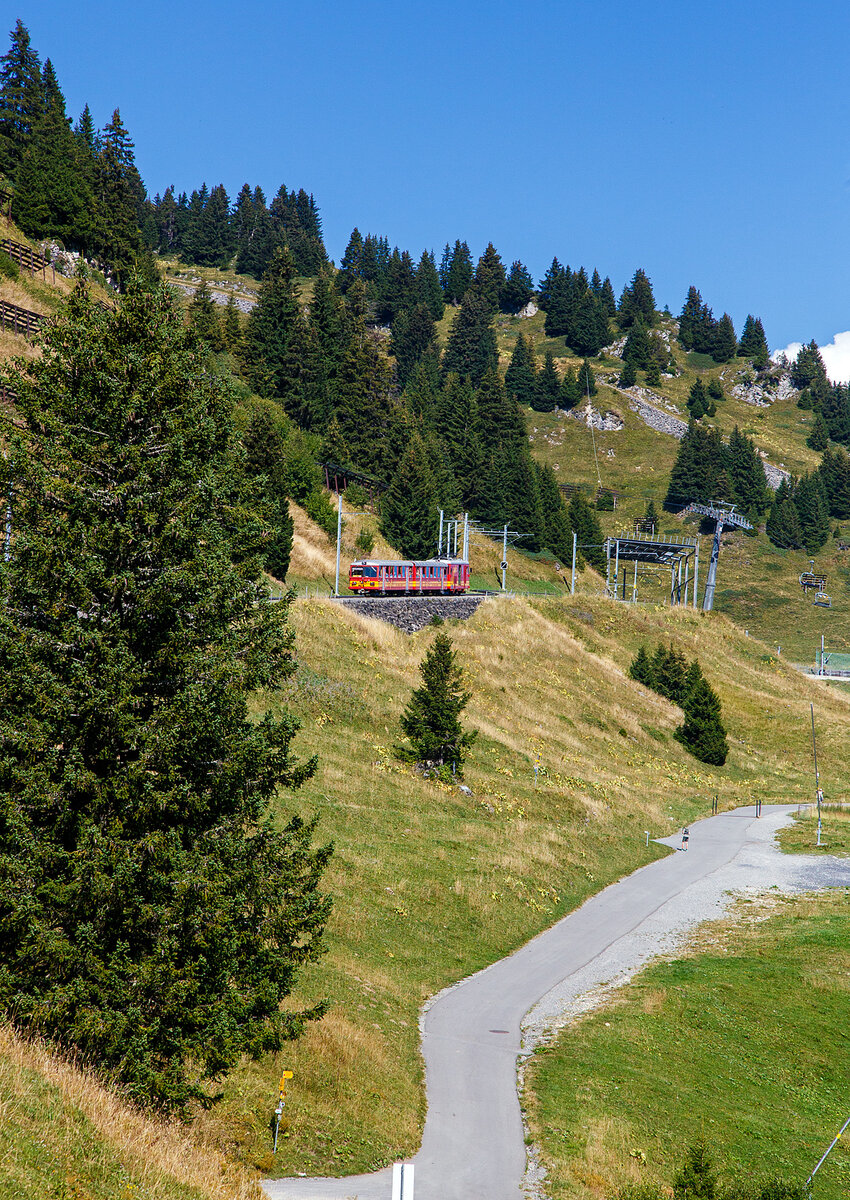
[[0, 20, 43, 180], [93, 108, 145, 284], [766, 479, 805, 550], [398, 633, 477, 771], [187, 280, 225, 351], [678, 286, 703, 350], [0, 278, 330, 1115], [675, 679, 728, 765], [501, 260, 534, 314], [380, 432, 439, 559], [391, 303, 438, 389], [577, 359, 597, 398], [673, 1143, 718, 1200], [242, 246, 308, 412], [337, 227, 363, 293], [619, 358, 637, 387], [504, 333, 539, 407], [561, 366, 581, 410], [222, 294, 242, 352], [793, 471, 830, 554], [738, 314, 769, 367], [415, 249, 445, 321], [819, 445, 850, 518], [473, 242, 506, 314], [687, 379, 708, 419], [622, 316, 653, 371], [568, 492, 605, 571], [807, 412, 829, 451], [444, 240, 473, 304], [12, 85, 93, 246], [628, 644, 655, 688], [643, 499, 659, 530], [241, 400, 296, 579], [441, 288, 498, 384], [618, 268, 656, 328], [534, 350, 561, 413], [653, 645, 690, 704], [711, 313, 737, 363]]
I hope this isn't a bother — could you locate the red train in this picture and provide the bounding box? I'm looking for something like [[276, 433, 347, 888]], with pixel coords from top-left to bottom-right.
[[348, 557, 470, 594]]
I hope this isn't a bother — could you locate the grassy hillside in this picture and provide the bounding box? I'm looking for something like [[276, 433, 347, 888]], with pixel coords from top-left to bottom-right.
[[525, 889, 850, 1199], [186, 589, 850, 1179]]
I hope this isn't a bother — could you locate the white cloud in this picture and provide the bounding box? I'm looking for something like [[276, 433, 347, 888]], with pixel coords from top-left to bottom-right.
[[772, 331, 850, 384]]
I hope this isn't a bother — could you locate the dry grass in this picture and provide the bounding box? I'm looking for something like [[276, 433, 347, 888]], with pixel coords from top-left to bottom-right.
[[0, 1025, 262, 1199]]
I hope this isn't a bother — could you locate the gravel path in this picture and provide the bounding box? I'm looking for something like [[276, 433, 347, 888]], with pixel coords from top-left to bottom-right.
[[262, 806, 849, 1200]]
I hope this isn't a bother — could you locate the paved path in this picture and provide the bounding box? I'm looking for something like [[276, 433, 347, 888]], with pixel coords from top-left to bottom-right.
[[263, 805, 849, 1200]]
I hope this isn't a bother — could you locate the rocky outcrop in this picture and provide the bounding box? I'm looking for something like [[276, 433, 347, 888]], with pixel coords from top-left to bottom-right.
[[333, 594, 487, 633]]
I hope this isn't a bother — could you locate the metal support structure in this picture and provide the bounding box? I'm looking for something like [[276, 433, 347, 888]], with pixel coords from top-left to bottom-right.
[[438, 509, 444, 556], [683, 502, 753, 612], [334, 491, 343, 597], [571, 531, 577, 595], [502, 525, 508, 591], [812, 702, 823, 847], [693, 539, 699, 609]]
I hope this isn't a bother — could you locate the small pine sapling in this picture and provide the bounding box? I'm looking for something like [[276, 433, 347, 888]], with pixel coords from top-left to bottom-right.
[[397, 632, 477, 774]]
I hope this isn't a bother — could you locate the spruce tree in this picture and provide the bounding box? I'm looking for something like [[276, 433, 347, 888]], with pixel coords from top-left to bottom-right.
[[415, 249, 445, 321], [793, 471, 830, 554], [241, 400, 296, 579], [766, 479, 804, 550], [0, 19, 43, 180], [441, 288, 498, 384], [12, 87, 93, 246], [473, 242, 506, 314], [674, 679, 729, 765], [242, 246, 308, 412], [391, 303, 438, 389], [807, 412, 829, 451], [618, 268, 656, 328], [619, 358, 637, 387], [187, 280, 225, 351], [622, 316, 653, 371], [337, 227, 363, 293], [504, 333, 539, 408], [380, 433, 438, 558], [444, 240, 473, 305], [628, 645, 655, 688], [687, 379, 708, 419], [738, 314, 769, 367], [398, 633, 477, 771], [501, 260, 534, 314], [534, 350, 561, 413], [568, 492, 605, 571], [0, 278, 330, 1115], [711, 313, 737, 363]]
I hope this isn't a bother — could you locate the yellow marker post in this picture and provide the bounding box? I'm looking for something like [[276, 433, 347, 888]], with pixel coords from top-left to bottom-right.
[[273, 1071, 294, 1153]]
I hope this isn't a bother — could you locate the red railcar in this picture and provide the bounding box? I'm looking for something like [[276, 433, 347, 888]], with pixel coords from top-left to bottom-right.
[[348, 557, 470, 594]]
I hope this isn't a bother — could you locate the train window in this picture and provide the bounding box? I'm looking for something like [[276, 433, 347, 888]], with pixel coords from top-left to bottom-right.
[[363, 566, 377, 578]]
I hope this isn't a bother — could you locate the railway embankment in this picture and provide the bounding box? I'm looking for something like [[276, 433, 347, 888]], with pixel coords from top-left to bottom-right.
[[333, 593, 487, 632]]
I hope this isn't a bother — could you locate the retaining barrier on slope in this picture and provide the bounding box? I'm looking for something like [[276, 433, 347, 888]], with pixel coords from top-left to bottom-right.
[[0, 298, 48, 339], [0, 237, 53, 281]]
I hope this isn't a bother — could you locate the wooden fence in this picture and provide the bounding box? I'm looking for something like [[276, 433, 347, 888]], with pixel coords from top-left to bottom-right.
[[0, 298, 48, 339], [0, 237, 53, 281]]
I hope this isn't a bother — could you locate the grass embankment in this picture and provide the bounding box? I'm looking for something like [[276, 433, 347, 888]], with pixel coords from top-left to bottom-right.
[[525, 890, 850, 1199], [0, 1026, 261, 1200], [181, 591, 850, 1179]]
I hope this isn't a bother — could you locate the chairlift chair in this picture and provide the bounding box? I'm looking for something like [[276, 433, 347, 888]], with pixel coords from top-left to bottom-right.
[[814, 592, 832, 608]]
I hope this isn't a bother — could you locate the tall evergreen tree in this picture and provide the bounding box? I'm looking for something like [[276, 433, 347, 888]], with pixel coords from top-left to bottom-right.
[[0, 19, 43, 180], [504, 333, 539, 408], [711, 312, 737, 363], [501, 260, 534, 314], [242, 246, 308, 413], [336, 227, 364, 293], [534, 350, 561, 413], [390, 302, 438, 389], [793, 471, 830, 554], [622, 315, 653, 371], [473, 242, 506, 314], [397, 633, 477, 771], [415, 249, 445, 321], [441, 289, 498, 384], [12, 85, 92, 246], [380, 432, 439, 558], [93, 108, 145, 283], [568, 491, 605, 571], [675, 678, 729, 765], [0, 277, 330, 1115], [618, 268, 656, 328], [443, 240, 473, 305], [737, 314, 769, 368]]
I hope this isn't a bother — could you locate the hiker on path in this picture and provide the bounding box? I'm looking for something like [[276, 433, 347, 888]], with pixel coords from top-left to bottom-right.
[[680, 827, 689, 851]]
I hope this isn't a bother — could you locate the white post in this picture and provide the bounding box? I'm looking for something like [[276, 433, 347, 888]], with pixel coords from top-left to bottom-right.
[[571, 531, 577, 595], [462, 512, 469, 561], [438, 509, 444, 556], [334, 492, 342, 597], [693, 539, 699, 608], [392, 1162, 415, 1200], [502, 524, 508, 591]]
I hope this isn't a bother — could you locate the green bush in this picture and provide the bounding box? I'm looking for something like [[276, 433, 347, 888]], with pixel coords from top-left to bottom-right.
[[0, 249, 19, 279], [355, 527, 375, 555]]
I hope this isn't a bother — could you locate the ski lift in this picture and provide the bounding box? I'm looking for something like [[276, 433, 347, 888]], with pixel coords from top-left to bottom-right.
[[814, 591, 832, 608], [800, 571, 827, 592]]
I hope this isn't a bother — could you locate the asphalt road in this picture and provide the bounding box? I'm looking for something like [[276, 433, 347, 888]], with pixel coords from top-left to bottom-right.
[[263, 805, 849, 1200]]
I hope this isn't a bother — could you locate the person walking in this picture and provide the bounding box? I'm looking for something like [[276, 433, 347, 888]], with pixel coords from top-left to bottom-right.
[[680, 827, 689, 851]]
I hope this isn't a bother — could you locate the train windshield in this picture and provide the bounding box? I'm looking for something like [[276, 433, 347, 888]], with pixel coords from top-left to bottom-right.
[[362, 565, 378, 577]]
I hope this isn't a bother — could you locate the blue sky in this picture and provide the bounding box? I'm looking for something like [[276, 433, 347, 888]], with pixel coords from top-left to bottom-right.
[[13, 0, 850, 363]]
